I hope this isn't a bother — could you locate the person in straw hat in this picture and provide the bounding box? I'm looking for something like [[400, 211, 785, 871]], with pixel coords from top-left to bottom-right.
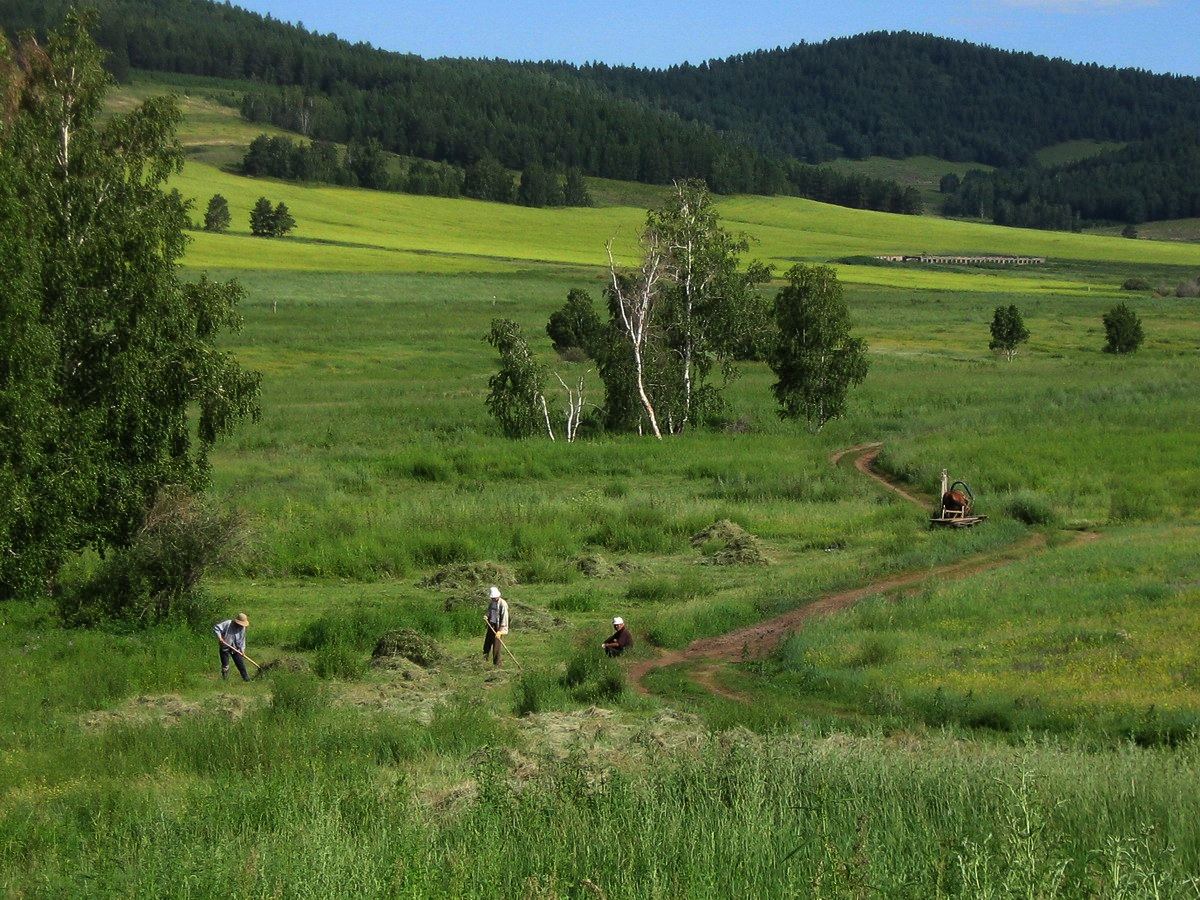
[[213, 613, 252, 682], [483, 586, 509, 667]]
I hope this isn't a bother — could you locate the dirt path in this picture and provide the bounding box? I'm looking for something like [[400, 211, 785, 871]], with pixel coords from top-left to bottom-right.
[[629, 444, 1092, 699]]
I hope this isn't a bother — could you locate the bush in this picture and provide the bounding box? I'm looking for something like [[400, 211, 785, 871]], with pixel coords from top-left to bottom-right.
[[57, 488, 243, 627], [1102, 303, 1144, 354], [270, 672, 323, 716], [1175, 279, 1200, 299], [314, 645, 366, 680], [1005, 491, 1060, 526], [1121, 277, 1151, 291]]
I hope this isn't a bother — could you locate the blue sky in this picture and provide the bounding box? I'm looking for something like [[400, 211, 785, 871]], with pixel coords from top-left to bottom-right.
[[234, 0, 1198, 75]]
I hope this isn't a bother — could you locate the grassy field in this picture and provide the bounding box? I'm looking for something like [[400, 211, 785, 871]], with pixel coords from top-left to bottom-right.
[[4, 78, 1200, 896], [826, 154, 993, 213]]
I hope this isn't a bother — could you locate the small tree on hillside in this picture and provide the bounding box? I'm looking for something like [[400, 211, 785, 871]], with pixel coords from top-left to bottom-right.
[[1121, 224, 1139, 240], [485, 319, 552, 439], [203, 194, 231, 233], [989, 304, 1030, 362], [939, 173, 961, 194], [1102, 303, 1144, 354], [769, 265, 869, 430], [563, 167, 593, 207], [547, 289, 603, 357], [272, 202, 296, 237], [250, 197, 275, 236]]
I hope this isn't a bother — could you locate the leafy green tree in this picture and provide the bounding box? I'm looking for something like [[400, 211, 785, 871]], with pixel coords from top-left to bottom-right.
[[769, 265, 869, 430], [989, 304, 1030, 362], [1102, 303, 1144, 354], [250, 196, 276, 236], [203, 193, 231, 232], [271, 201, 296, 237], [345, 137, 388, 190], [0, 12, 260, 599], [485, 319, 549, 438], [517, 162, 555, 207], [464, 156, 514, 203], [546, 289, 603, 356], [939, 173, 961, 194]]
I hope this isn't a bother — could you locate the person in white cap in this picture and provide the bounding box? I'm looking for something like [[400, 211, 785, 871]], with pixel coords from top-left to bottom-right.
[[602, 616, 633, 658], [483, 586, 510, 667]]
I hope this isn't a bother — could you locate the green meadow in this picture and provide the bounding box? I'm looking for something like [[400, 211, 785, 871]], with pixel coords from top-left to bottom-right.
[[3, 78, 1200, 896]]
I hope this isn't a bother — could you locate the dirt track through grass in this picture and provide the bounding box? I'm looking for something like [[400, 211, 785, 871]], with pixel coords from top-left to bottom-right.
[[630, 444, 1099, 699]]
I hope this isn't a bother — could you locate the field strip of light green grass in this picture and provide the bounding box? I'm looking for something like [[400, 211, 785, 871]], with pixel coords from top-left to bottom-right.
[[172, 161, 1200, 293]]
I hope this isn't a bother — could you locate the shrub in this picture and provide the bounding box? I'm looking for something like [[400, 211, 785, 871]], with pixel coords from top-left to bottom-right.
[[57, 488, 243, 627], [1121, 277, 1150, 291], [270, 672, 323, 716], [1102, 303, 1144, 354], [1175, 279, 1200, 299], [314, 645, 367, 680]]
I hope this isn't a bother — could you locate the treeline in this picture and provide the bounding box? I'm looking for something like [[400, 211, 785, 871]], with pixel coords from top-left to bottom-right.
[[540, 32, 1200, 167], [240, 134, 593, 206], [944, 131, 1200, 229], [0, 0, 920, 214]]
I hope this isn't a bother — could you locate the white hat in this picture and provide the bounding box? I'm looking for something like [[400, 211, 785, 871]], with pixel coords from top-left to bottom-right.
[[489, 586, 502, 599], [613, 616, 624, 627]]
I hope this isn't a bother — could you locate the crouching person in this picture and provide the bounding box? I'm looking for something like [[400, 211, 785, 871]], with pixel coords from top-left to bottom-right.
[[214, 613, 251, 682], [483, 586, 509, 667], [603, 616, 633, 657]]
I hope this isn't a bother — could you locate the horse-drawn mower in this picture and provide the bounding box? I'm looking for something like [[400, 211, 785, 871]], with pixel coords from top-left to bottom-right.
[[930, 470, 987, 528]]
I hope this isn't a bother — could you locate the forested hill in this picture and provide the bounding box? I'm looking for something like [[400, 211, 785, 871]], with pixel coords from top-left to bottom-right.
[[0, 0, 914, 209], [539, 33, 1200, 167]]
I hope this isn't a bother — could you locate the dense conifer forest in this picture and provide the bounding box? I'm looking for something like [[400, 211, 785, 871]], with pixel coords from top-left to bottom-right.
[[2, 1, 1198, 225], [544, 33, 1200, 168], [945, 132, 1200, 229]]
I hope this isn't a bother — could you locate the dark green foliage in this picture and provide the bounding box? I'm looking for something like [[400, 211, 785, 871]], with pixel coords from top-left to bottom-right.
[[549, 32, 1200, 168], [202, 193, 230, 232], [546, 289, 602, 356], [1122, 277, 1151, 291], [272, 202, 296, 237], [249, 196, 276, 236], [562, 167, 592, 207], [243, 134, 345, 184], [0, 0, 926, 213], [464, 156, 515, 204], [248, 197, 295, 237], [945, 132, 1200, 229], [484, 319, 548, 438], [989, 304, 1030, 362], [0, 13, 260, 600], [516, 162, 559, 207], [1122, 224, 1139, 239], [1103, 303, 1144, 354], [939, 173, 961, 194], [57, 489, 241, 626], [345, 138, 388, 190], [769, 265, 869, 430]]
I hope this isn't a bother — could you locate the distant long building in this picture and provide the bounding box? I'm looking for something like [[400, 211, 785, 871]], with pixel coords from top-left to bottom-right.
[[875, 254, 1046, 266]]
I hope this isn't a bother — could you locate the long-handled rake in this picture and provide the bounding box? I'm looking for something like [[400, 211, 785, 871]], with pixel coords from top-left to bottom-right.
[[218, 638, 262, 672], [484, 617, 523, 671]]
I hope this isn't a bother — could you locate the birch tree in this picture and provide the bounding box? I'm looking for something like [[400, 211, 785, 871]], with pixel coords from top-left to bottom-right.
[[606, 233, 667, 439], [648, 180, 770, 433]]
